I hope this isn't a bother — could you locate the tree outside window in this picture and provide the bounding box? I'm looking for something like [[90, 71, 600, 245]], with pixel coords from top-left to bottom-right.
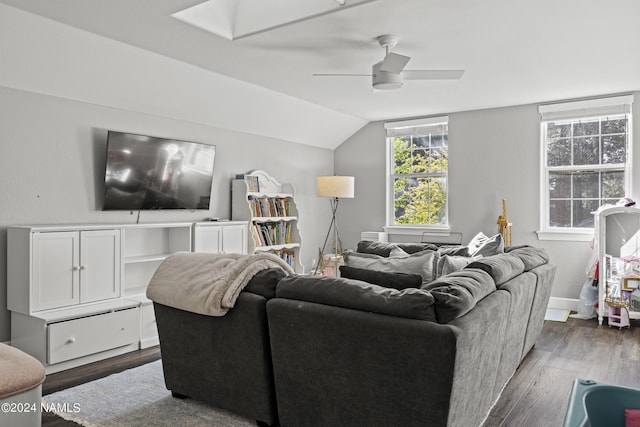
[[387, 119, 448, 226]]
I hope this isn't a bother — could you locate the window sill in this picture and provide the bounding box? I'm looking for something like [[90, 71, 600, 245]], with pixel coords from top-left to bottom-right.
[[536, 229, 594, 242], [383, 225, 451, 236]]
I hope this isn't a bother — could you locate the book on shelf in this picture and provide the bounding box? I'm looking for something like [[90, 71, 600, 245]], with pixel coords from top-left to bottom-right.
[[251, 221, 293, 247], [248, 196, 291, 217], [243, 175, 260, 192], [266, 249, 296, 269]]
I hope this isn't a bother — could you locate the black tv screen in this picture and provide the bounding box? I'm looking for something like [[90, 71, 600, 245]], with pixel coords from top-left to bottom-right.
[[103, 131, 216, 210]]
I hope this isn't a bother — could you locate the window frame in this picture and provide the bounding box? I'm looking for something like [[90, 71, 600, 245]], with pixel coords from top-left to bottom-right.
[[537, 95, 634, 241], [384, 116, 450, 234]]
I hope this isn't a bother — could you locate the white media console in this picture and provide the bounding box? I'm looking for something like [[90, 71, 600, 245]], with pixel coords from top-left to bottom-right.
[[7, 220, 247, 373]]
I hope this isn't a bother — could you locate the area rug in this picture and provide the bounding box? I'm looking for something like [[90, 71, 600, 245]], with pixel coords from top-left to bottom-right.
[[42, 360, 256, 427]]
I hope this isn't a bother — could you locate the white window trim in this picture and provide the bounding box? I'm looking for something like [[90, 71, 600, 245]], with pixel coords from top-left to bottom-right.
[[385, 116, 449, 229], [536, 229, 594, 242], [537, 95, 634, 241], [383, 224, 451, 235]]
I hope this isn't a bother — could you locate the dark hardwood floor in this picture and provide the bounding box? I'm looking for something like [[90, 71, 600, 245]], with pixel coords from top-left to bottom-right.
[[41, 317, 640, 426], [484, 316, 640, 426]]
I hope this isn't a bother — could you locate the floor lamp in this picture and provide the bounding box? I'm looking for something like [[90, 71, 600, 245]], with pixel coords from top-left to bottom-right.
[[314, 176, 355, 275]]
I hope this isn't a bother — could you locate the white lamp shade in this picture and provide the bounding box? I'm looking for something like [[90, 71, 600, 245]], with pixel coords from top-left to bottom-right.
[[317, 176, 355, 198]]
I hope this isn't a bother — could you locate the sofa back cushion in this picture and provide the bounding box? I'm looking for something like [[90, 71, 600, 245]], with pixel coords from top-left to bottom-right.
[[465, 254, 526, 286], [344, 249, 439, 283], [338, 265, 423, 290], [422, 269, 496, 323], [276, 275, 437, 321], [505, 245, 550, 271], [243, 268, 288, 299], [356, 240, 437, 256]]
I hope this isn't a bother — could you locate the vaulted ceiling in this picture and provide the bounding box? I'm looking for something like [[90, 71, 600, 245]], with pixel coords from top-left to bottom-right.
[[2, 0, 640, 149]]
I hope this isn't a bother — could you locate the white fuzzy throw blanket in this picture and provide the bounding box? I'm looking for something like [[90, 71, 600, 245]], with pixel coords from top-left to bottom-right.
[[146, 252, 294, 316]]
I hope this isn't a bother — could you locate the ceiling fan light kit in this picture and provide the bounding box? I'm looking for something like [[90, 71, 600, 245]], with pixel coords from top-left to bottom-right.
[[372, 62, 403, 90], [313, 34, 465, 91]]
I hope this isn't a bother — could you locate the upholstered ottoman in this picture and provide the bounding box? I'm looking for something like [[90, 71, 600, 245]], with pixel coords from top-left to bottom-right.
[[0, 343, 46, 427]]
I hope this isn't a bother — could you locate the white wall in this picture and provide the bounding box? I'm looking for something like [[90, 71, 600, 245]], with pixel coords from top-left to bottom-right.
[[0, 3, 366, 150], [0, 3, 336, 343], [0, 86, 333, 342], [335, 96, 640, 302]]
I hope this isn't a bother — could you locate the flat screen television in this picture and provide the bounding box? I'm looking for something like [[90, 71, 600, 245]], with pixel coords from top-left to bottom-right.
[[103, 131, 216, 210]]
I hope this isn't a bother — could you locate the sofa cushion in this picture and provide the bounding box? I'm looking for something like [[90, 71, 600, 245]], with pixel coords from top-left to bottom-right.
[[437, 245, 471, 257], [505, 245, 550, 271], [344, 249, 439, 283], [244, 268, 288, 299], [422, 269, 495, 323], [275, 275, 437, 321], [436, 255, 476, 278], [465, 254, 526, 286], [339, 265, 423, 290], [468, 232, 504, 257], [356, 240, 437, 257]]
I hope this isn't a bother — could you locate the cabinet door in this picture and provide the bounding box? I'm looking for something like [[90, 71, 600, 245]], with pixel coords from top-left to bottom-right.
[[193, 225, 222, 253], [32, 231, 80, 311], [222, 225, 247, 254], [80, 229, 121, 303]]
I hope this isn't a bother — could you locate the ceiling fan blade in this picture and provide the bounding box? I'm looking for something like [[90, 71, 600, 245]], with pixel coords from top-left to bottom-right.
[[403, 70, 465, 80], [379, 52, 411, 73], [313, 73, 371, 77]]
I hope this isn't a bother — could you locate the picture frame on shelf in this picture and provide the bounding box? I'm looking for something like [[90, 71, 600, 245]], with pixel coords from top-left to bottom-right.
[[622, 275, 640, 291]]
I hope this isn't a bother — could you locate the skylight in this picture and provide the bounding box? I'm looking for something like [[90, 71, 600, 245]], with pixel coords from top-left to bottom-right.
[[171, 0, 378, 40]]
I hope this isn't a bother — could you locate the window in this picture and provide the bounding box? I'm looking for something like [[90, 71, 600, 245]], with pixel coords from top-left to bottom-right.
[[385, 116, 449, 228], [539, 95, 633, 234]]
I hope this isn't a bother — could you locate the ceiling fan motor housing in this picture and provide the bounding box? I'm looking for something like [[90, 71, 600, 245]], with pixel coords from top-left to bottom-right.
[[372, 61, 403, 90]]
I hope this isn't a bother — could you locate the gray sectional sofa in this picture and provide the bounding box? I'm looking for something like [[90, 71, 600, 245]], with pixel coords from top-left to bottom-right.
[[267, 242, 555, 427], [153, 268, 286, 426], [153, 240, 555, 427]]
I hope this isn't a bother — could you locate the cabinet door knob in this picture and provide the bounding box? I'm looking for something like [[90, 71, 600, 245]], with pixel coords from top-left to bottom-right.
[[67, 337, 76, 344], [72, 266, 80, 271], [79, 265, 87, 270]]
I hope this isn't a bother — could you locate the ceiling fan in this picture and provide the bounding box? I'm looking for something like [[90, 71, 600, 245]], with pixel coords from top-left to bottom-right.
[[313, 34, 465, 90]]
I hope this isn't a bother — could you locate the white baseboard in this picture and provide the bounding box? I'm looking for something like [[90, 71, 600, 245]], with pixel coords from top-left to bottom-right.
[[547, 297, 578, 312]]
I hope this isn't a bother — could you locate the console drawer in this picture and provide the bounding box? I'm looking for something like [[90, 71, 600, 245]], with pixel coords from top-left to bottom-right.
[[48, 307, 140, 364]]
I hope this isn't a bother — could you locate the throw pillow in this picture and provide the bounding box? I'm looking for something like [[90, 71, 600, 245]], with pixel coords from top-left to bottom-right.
[[436, 255, 476, 278], [437, 245, 471, 257], [389, 246, 410, 257], [339, 265, 423, 290], [344, 249, 439, 284], [468, 232, 505, 257], [625, 409, 640, 427]]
